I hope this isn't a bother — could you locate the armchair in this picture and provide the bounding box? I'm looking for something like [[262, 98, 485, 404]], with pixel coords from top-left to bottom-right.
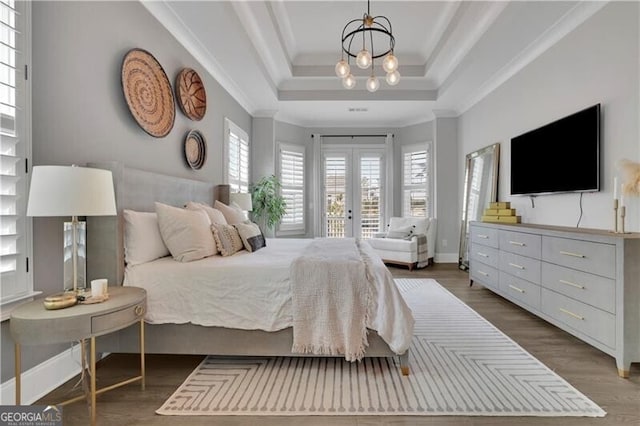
[[367, 217, 436, 270]]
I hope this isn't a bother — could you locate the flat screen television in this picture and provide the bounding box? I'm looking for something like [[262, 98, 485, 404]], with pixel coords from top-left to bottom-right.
[[510, 104, 600, 196]]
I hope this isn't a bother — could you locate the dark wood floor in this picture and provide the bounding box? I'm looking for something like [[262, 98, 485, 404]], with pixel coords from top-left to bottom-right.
[[38, 263, 640, 425]]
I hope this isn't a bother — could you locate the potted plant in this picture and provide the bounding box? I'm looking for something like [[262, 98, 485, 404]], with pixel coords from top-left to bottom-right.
[[250, 175, 287, 236]]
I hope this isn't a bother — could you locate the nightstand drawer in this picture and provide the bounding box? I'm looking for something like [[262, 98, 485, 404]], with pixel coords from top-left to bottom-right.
[[499, 230, 541, 258], [92, 302, 146, 336]]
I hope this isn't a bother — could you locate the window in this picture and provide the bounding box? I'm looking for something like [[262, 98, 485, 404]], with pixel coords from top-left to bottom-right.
[[278, 143, 304, 232], [224, 118, 249, 193], [402, 142, 431, 217], [1, 0, 33, 312]]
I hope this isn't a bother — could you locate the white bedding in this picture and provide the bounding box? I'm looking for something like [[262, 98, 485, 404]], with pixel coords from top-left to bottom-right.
[[124, 238, 414, 354]]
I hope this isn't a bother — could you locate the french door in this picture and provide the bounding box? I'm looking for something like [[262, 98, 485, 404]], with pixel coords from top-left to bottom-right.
[[322, 148, 385, 238]]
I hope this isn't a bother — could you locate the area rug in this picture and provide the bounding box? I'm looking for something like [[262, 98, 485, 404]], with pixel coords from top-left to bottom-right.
[[156, 278, 605, 417]]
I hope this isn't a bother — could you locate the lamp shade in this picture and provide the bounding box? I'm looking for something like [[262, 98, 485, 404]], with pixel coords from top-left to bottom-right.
[[229, 192, 253, 212], [27, 165, 117, 217]]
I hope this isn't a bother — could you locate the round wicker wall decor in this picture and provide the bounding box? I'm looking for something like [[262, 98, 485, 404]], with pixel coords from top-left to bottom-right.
[[176, 68, 207, 121], [121, 48, 175, 138], [184, 130, 207, 170]]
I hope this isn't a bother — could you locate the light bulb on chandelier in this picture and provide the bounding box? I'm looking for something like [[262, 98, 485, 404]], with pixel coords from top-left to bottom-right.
[[366, 75, 380, 92], [336, 0, 399, 91], [335, 59, 350, 78], [343, 73, 357, 89]]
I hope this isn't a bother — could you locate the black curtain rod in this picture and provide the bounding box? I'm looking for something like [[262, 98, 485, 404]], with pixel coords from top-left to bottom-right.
[[313, 134, 392, 138]]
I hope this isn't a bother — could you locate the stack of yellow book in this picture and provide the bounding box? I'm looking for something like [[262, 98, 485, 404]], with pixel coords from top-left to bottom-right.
[[481, 202, 521, 223]]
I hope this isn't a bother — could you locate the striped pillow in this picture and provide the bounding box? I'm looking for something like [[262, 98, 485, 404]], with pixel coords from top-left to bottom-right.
[[234, 222, 266, 252]]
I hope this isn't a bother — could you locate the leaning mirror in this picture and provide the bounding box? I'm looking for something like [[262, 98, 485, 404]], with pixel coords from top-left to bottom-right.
[[458, 143, 500, 270]]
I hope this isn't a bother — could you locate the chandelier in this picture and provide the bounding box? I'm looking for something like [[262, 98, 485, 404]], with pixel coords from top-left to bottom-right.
[[335, 0, 400, 92]]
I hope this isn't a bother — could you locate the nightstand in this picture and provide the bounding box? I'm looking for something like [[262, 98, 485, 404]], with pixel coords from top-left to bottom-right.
[[10, 286, 146, 426]]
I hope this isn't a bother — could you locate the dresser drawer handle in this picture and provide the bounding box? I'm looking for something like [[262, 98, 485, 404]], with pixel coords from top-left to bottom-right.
[[477, 234, 489, 239], [478, 270, 489, 277], [559, 250, 586, 259], [508, 284, 525, 293], [559, 308, 584, 321], [508, 262, 525, 270], [134, 305, 144, 316], [509, 241, 525, 247], [477, 252, 489, 258], [559, 279, 585, 290]]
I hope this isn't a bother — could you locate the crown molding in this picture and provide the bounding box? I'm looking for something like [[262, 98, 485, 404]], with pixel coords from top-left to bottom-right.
[[279, 90, 437, 102], [455, 1, 608, 115], [141, 1, 257, 115], [432, 109, 458, 118]]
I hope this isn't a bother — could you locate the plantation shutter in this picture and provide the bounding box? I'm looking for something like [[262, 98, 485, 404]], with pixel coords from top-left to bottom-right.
[[402, 144, 431, 217], [360, 155, 382, 238], [1, 0, 31, 306], [279, 144, 304, 231], [225, 118, 249, 194]]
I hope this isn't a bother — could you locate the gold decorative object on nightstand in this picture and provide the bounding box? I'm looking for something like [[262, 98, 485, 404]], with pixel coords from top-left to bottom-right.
[[43, 292, 77, 310], [481, 202, 521, 224]]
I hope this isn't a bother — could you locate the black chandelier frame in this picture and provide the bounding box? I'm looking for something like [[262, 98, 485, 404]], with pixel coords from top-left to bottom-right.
[[340, 3, 396, 63]]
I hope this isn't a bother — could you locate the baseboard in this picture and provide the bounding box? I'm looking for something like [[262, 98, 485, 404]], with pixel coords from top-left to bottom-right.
[[434, 252, 459, 263], [0, 343, 96, 405]]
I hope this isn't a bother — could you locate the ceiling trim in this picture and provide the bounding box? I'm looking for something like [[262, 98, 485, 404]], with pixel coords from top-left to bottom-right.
[[269, 0, 297, 61], [454, 0, 609, 115], [141, 1, 257, 115], [231, 1, 292, 86], [419, 1, 461, 64], [278, 90, 438, 102]]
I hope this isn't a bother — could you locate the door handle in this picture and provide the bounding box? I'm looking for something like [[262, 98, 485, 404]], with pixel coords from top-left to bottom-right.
[[348, 216, 352, 219]]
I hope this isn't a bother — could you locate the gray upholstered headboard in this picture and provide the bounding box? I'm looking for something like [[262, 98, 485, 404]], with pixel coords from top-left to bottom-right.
[[86, 162, 220, 286]]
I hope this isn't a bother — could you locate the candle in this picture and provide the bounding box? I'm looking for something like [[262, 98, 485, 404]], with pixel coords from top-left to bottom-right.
[[621, 190, 625, 207], [614, 177, 618, 200]]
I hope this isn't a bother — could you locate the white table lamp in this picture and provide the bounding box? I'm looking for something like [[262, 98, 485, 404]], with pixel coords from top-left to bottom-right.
[[229, 192, 253, 212], [27, 165, 117, 293]]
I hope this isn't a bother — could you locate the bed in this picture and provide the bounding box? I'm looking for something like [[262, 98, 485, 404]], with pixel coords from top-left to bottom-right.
[[87, 163, 413, 374]]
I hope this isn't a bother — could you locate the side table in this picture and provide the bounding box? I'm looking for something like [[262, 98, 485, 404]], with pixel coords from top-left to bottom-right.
[[10, 286, 147, 426]]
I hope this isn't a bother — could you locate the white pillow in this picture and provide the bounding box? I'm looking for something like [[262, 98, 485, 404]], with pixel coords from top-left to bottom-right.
[[155, 202, 218, 262], [123, 210, 170, 265], [185, 201, 228, 225], [214, 200, 247, 225]]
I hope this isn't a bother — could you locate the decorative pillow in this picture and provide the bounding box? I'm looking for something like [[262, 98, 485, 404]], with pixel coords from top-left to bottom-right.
[[386, 225, 414, 239], [155, 202, 217, 262], [123, 210, 170, 265], [214, 200, 247, 225], [234, 222, 266, 252], [185, 201, 228, 225], [211, 223, 244, 256]]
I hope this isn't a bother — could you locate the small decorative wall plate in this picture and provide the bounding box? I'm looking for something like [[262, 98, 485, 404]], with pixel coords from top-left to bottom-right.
[[176, 68, 207, 121], [184, 130, 207, 170], [121, 48, 175, 138]]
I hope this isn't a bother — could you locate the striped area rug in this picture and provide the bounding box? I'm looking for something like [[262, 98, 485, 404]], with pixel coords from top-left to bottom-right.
[[156, 278, 605, 417]]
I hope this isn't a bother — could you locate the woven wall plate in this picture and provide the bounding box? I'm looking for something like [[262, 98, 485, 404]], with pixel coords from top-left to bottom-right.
[[176, 68, 207, 121], [121, 48, 175, 138], [184, 130, 207, 170]]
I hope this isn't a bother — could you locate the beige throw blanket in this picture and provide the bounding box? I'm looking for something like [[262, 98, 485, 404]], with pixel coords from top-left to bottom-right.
[[290, 238, 373, 361]]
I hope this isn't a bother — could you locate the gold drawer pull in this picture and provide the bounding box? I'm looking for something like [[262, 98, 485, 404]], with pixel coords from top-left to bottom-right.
[[509, 241, 525, 247], [560, 308, 584, 321], [560, 250, 586, 259], [134, 305, 144, 316], [509, 284, 525, 293], [559, 279, 585, 290], [477, 252, 489, 258], [508, 262, 525, 270], [477, 234, 489, 239], [478, 270, 489, 277]]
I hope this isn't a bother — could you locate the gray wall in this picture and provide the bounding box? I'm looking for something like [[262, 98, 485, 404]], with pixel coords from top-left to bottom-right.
[[1, 0, 252, 383], [459, 2, 640, 232]]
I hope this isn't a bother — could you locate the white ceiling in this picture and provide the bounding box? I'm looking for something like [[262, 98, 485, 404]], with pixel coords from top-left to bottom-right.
[[142, 1, 607, 128]]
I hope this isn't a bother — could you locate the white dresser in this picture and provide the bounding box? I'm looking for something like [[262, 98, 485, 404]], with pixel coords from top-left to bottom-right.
[[469, 221, 640, 377]]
